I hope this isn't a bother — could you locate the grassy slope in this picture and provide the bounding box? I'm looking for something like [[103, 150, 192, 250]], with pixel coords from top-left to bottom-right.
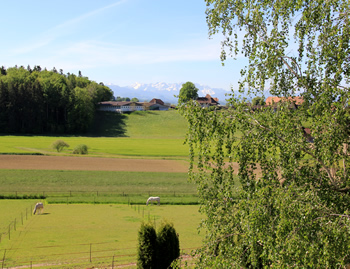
[[0, 110, 189, 157], [89, 110, 188, 138]]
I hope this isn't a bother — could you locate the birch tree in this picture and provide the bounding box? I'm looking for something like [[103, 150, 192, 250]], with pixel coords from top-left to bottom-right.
[[180, 0, 350, 267]]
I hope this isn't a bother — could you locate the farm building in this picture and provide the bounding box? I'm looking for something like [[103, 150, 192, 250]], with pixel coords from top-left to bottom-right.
[[98, 98, 169, 113], [265, 96, 304, 110], [196, 94, 219, 107]]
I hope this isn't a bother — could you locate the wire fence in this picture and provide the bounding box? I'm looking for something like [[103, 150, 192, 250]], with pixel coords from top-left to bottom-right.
[[0, 238, 198, 268], [0, 190, 200, 206], [0, 190, 198, 198], [0, 203, 35, 244], [0, 200, 200, 268], [0, 240, 138, 268]]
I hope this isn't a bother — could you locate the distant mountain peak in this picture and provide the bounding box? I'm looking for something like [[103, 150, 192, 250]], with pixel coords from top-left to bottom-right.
[[132, 82, 142, 90]]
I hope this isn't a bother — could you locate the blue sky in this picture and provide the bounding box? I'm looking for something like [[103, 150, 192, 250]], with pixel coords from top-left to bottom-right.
[[1, 0, 246, 90]]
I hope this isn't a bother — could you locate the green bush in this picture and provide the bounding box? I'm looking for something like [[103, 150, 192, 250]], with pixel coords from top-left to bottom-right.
[[51, 140, 69, 152], [137, 222, 157, 269], [73, 144, 88, 154], [157, 221, 180, 269], [137, 221, 180, 269]]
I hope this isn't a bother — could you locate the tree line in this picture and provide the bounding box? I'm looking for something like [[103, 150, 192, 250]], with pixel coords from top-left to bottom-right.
[[0, 65, 113, 134]]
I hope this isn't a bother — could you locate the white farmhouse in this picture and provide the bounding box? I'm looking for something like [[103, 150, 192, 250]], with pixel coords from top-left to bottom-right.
[[98, 98, 169, 113]]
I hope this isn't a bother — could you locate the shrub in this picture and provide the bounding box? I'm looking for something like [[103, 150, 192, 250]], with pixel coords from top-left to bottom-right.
[[73, 144, 88, 155], [137, 221, 180, 269], [51, 140, 69, 152], [157, 221, 180, 269], [137, 222, 157, 269]]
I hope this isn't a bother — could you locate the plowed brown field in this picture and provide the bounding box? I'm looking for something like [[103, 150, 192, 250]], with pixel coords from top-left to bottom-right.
[[0, 155, 189, 172]]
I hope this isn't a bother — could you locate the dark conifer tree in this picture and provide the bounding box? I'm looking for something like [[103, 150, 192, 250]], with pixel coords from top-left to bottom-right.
[[0, 66, 6, 75]]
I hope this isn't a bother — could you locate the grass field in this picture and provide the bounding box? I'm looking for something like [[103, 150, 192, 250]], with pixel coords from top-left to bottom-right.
[[0, 110, 213, 268], [0, 110, 190, 157], [0, 169, 201, 204], [90, 110, 188, 138], [0, 203, 203, 268], [0, 136, 189, 157], [0, 200, 36, 234]]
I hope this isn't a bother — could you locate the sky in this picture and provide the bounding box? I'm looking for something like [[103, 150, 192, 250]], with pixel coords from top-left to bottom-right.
[[1, 0, 247, 91]]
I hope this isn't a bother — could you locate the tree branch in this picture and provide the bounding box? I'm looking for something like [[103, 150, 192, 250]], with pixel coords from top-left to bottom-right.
[[244, 113, 337, 185]]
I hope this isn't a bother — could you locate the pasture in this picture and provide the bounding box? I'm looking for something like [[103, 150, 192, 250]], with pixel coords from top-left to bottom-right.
[[0, 167, 201, 204], [0, 202, 203, 268], [0, 110, 240, 268], [0, 110, 189, 157], [90, 110, 189, 139], [0, 136, 189, 157]]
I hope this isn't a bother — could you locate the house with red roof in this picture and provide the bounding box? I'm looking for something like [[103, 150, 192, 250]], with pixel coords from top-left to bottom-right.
[[265, 96, 304, 112], [265, 96, 304, 108], [196, 94, 219, 108]]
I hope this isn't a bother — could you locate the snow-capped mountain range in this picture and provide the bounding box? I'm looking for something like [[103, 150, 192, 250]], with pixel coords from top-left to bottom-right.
[[107, 82, 232, 104]]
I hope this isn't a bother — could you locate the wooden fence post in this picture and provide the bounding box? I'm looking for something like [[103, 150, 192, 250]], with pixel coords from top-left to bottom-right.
[[2, 249, 6, 269], [90, 243, 92, 262]]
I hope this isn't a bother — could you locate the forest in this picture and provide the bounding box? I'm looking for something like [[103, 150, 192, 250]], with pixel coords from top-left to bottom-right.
[[0, 65, 113, 134]]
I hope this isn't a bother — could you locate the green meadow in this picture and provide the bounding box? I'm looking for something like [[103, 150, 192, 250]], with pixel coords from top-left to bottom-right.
[[0, 110, 207, 268], [0, 136, 189, 157], [0, 202, 203, 268], [0, 110, 190, 157], [0, 200, 35, 232], [0, 169, 200, 204]]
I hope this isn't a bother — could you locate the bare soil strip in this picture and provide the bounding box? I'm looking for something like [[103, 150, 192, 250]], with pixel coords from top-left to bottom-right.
[[0, 155, 189, 173]]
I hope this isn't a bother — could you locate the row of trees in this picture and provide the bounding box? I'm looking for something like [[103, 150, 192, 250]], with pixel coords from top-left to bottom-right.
[[115, 96, 139, 102], [180, 0, 350, 267], [0, 66, 113, 134]]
